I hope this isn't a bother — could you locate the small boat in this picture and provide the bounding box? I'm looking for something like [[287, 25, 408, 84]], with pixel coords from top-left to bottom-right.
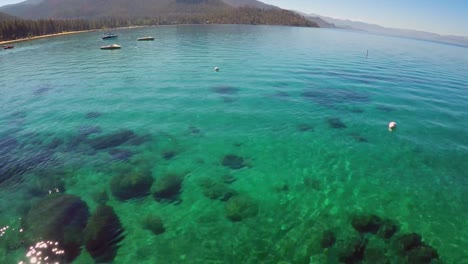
[[3, 45, 14, 49], [137, 37, 155, 41], [102, 33, 118, 40], [100, 44, 121, 50]]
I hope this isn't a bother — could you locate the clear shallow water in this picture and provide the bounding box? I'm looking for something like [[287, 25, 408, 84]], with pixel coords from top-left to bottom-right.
[[0, 25, 467, 263]]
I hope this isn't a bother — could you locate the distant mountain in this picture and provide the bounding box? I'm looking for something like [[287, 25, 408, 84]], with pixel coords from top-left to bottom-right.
[[0, 0, 279, 19], [0, 11, 17, 21], [295, 12, 334, 28], [221, 0, 277, 9], [0, 0, 230, 19], [314, 14, 468, 47]]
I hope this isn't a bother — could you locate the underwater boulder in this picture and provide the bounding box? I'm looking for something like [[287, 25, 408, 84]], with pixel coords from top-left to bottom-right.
[[152, 173, 184, 201], [88, 129, 137, 150], [327, 117, 347, 129], [320, 230, 337, 249], [393, 233, 423, 254], [376, 219, 399, 239], [351, 214, 383, 234], [406, 244, 439, 264], [297, 123, 314, 132], [110, 172, 154, 200], [108, 148, 133, 161], [78, 125, 102, 137], [27, 173, 66, 197], [142, 214, 165, 235], [224, 195, 258, 222], [212, 85, 239, 95], [221, 173, 237, 184], [198, 178, 238, 201], [335, 236, 367, 264], [33, 86, 52, 96], [188, 125, 201, 135], [85, 205, 125, 263], [349, 133, 368, 143], [23, 194, 90, 262], [363, 240, 390, 264], [392, 233, 439, 263], [302, 88, 370, 107], [85, 112, 102, 119], [161, 149, 177, 160], [221, 154, 246, 170]]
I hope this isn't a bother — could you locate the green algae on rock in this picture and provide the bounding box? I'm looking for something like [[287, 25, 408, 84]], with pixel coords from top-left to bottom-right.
[[110, 172, 154, 200], [224, 195, 259, 221], [85, 205, 125, 263]]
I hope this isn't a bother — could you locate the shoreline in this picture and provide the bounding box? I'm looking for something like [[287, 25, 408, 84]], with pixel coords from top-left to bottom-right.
[[0, 29, 97, 45], [0, 25, 149, 46]]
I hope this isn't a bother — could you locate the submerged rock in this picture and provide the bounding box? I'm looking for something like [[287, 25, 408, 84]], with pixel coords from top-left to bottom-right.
[[393, 233, 423, 254], [198, 177, 238, 201], [110, 172, 154, 200], [320, 230, 337, 249], [327, 117, 347, 129], [23, 194, 90, 262], [212, 86, 239, 95], [152, 173, 184, 201], [33, 86, 52, 96], [221, 154, 246, 169], [78, 125, 102, 137], [224, 195, 258, 222], [302, 88, 370, 107], [296, 123, 314, 132], [85, 111, 102, 119], [188, 125, 201, 135], [109, 148, 133, 161], [350, 133, 368, 143], [376, 219, 399, 239], [351, 214, 383, 234], [363, 241, 390, 264], [392, 233, 439, 263], [221, 173, 237, 184], [161, 150, 177, 160], [406, 244, 439, 263], [335, 236, 367, 264], [88, 129, 137, 150], [142, 214, 165, 235], [85, 205, 125, 263]]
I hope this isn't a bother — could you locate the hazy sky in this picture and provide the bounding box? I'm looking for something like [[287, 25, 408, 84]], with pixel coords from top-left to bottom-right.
[[263, 0, 468, 36], [0, 0, 467, 36]]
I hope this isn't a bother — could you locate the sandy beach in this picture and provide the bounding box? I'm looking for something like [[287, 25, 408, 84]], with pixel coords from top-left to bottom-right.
[[0, 29, 97, 45]]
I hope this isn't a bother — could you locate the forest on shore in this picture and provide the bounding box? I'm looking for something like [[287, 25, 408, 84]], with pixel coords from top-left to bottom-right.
[[0, 7, 318, 42]]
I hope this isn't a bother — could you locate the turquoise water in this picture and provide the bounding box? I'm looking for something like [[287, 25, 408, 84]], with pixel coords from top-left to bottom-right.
[[0, 25, 467, 263]]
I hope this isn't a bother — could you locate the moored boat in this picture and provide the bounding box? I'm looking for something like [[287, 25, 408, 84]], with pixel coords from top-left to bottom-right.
[[137, 37, 155, 41], [102, 33, 118, 40], [3, 45, 14, 49], [100, 44, 121, 50]]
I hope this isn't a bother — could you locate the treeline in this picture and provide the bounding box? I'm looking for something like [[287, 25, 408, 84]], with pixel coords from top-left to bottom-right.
[[0, 7, 317, 41]]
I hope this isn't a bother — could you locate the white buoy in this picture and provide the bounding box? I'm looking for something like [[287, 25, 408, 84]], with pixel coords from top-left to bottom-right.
[[388, 121, 397, 131], [214, 67, 219, 72]]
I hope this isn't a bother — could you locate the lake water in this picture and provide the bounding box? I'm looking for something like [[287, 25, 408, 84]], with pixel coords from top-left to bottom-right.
[[0, 25, 467, 263]]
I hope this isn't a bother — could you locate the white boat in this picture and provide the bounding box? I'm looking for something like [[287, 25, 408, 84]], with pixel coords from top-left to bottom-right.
[[137, 37, 155, 41], [100, 44, 121, 50]]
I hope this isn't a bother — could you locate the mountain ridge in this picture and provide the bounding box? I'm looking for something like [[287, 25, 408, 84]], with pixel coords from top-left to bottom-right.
[[0, 0, 281, 19], [312, 13, 468, 47]]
